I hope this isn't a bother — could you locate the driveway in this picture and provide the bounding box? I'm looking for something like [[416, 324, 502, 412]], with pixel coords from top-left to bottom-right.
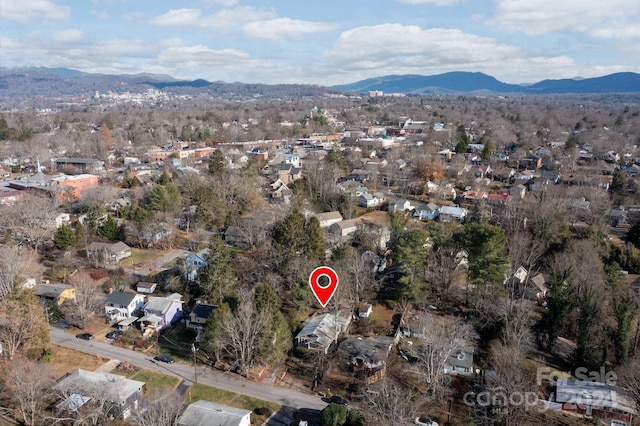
[[50, 325, 326, 412]]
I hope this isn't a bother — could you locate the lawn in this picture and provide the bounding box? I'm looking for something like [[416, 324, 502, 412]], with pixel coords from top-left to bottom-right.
[[47, 346, 109, 379], [130, 370, 180, 392], [186, 383, 236, 405], [233, 394, 280, 424], [124, 248, 162, 266]]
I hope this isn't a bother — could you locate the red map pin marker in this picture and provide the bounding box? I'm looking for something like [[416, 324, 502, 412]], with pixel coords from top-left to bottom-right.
[[309, 266, 339, 308]]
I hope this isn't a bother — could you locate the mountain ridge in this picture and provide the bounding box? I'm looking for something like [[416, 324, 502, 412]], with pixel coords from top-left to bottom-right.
[[333, 71, 640, 94], [1, 68, 640, 101]]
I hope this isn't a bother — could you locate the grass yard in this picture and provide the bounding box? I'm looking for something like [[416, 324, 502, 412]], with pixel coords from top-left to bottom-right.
[[233, 394, 280, 424], [47, 345, 109, 379], [186, 383, 236, 405], [130, 370, 180, 392], [125, 248, 162, 266]]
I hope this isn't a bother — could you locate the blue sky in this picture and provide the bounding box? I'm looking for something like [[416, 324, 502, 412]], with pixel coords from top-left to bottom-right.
[[1, 0, 639, 85]]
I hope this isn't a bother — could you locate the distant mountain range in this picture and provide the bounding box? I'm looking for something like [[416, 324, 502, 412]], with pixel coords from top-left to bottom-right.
[[332, 71, 640, 94], [1, 68, 640, 104]]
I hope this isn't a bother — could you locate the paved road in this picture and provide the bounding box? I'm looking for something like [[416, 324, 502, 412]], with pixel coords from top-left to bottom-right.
[[51, 326, 326, 413]]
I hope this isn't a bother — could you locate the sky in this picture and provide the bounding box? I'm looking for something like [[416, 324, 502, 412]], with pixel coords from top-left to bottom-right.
[[1, 0, 640, 86]]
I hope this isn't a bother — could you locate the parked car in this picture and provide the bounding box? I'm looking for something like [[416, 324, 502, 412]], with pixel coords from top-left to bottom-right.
[[154, 355, 175, 363], [415, 417, 438, 426], [327, 396, 348, 405], [106, 330, 123, 340], [76, 333, 94, 340]]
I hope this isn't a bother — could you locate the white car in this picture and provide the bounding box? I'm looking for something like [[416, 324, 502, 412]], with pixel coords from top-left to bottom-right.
[[415, 417, 439, 426]]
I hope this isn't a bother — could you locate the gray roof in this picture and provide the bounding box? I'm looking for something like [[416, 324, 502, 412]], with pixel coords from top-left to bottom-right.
[[34, 283, 73, 299], [296, 312, 351, 350], [177, 400, 251, 426], [192, 304, 217, 319], [338, 336, 393, 366], [555, 380, 638, 415], [144, 296, 181, 314], [54, 369, 143, 402], [106, 291, 139, 306]]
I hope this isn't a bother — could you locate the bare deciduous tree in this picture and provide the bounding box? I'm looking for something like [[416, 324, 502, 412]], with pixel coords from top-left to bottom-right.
[[0, 196, 60, 251], [364, 378, 423, 426], [130, 387, 184, 426], [0, 244, 44, 301], [2, 360, 53, 426], [62, 272, 106, 329], [0, 290, 49, 360], [219, 292, 269, 376], [405, 314, 478, 400]]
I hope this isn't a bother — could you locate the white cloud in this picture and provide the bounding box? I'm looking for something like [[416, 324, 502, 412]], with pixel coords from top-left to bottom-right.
[[205, 7, 277, 33], [200, 0, 240, 6], [395, 0, 463, 5], [52, 29, 85, 43], [592, 23, 640, 39], [491, 0, 640, 35], [156, 45, 267, 70], [0, 0, 70, 23], [152, 6, 276, 34], [324, 23, 593, 84], [91, 10, 110, 19], [243, 18, 338, 41], [152, 8, 203, 27]]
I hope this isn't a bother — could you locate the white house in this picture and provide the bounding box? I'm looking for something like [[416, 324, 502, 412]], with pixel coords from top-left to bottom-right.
[[295, 311, 352, 354], [438, 206, 467, 223], [359, 193, 383, 208], [177, 400, 251, 426], [315, 211, 343, 228], [105, 292, 145, 323]]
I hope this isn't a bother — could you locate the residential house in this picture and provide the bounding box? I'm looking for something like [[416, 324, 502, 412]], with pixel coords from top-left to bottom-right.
[[136, 282, 157, 294], [463, 190, 487, 204], [337, 336, 394, 384], [0, 189, 22, 205], [53, 369, 144, 419], [520, 154, 543, 170], [551, 380, 637, 426], [55, 213, 71, 228], [105, 291, 145, 323], [487, 193, 512, 206], [526, 273, 549, 301], [492, 167, 515, 182], [444, 343, 475, 376], [436, 186, 457, 201], [359, 193, 383, 208], [357, 303, 373, 318], [177, 400, 251, 426], [606, 207, 628, 227], [438, 206, 467, 223], [329, 218, 362, 237], [295, 311, 352, 354], [388, 199, 413, 213], [139, 294, 183, 334], [86, 241, 132, 264], [270, 180, 292, 204], [413, 202, 439, 221], [186, 303, 217, 342], [33, 283, 76, 306], [315, 211, 343, 228], [184, 250, 208, 282], [509, 184, 527, 200]]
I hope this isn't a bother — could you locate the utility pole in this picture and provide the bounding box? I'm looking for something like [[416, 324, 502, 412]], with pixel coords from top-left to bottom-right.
[[191, 343, 197, 384]]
